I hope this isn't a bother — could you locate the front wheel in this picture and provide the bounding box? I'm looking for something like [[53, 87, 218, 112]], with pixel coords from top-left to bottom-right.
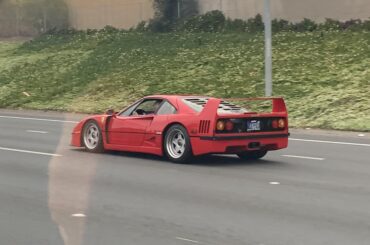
[[237, 150, 267, 160], [164, 125, 193, 163], [82, 120, 104, 153]]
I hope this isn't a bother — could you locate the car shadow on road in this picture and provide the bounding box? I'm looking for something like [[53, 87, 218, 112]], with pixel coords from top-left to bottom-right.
[[190, 155, 285, 167], [70, 148, 165, 163], [70, 148, 285, 168]]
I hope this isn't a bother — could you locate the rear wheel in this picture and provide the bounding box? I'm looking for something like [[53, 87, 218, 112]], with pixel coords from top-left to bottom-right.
[[82, 120, 104, 153], [164, 125, 193, 163], [237, 150, 267, 160]]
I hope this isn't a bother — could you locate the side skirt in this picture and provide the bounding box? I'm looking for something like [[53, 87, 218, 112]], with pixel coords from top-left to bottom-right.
[[104, 143, 163, 156]]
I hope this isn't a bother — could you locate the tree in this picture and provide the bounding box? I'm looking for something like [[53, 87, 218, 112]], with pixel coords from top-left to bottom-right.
[[150, 0, 198, 32], [154, 0, 198, 20]]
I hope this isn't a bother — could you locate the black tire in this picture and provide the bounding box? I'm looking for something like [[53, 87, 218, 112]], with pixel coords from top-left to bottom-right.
[[237, 150, 267, 160], [82, 120, 104, 153], [164, 124, 193, 163]]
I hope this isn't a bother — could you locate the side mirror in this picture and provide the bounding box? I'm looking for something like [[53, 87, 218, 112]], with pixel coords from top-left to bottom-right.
[[105, 109, 115, 115]]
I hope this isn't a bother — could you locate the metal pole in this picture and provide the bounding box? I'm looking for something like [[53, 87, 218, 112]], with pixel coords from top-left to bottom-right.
[[15, 5, 20, 36], [177, 0, 181, 18], [264, 0, 272, 97], [43, 7, 47, 33]]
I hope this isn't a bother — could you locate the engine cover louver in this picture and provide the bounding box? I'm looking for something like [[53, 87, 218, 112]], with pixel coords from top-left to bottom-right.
[[199, 120, 211, 134]]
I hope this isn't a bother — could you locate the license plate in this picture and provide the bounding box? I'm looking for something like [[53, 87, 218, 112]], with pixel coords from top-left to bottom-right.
[[247, 120, 261, 132]]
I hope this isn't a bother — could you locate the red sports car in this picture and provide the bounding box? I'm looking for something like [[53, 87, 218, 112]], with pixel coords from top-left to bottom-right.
[[71, 95, 289, 163]]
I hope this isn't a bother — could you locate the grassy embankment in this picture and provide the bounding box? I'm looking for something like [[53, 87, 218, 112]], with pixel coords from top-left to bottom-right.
[[0, 31, 369, 130]]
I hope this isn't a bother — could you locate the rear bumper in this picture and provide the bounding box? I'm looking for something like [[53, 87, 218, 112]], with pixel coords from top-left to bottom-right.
[[190, 133, 289, 156], [199, 133, 289, 141]]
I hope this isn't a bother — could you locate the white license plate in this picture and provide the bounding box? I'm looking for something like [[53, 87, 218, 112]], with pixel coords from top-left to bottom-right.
[[247, 120, 261, 131]]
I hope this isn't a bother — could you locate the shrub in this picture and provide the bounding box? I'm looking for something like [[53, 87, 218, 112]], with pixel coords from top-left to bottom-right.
[[245, 14, 264, 33], [181, 10, 226, 32], [342, 19, 362, 31], [135, 21, 148, 32], [225, 18, 247, 32], [318, 18, 341, 31], [45, 28, 80, 36], [147, 18, 174, 32], [100, 25, 120, 34], [143, 8, 369, 34], [293, 18, 318, 32], [362, 19, 370, 31], [272, 19, 291, 32]]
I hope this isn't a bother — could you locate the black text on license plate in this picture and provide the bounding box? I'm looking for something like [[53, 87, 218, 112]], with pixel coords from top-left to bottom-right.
[[247, 120, 261, 131]]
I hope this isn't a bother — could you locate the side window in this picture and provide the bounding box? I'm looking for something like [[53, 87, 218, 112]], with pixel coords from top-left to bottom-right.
[[130, 99, 162, 116], [135, 100, 162, 114], [119, 101, 141, 116], [157, 101, 177, 115]]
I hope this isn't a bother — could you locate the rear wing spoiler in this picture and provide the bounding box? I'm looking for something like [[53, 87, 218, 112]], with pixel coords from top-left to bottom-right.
[[200, 97, 287, 118], [225, 97, 287, 113]]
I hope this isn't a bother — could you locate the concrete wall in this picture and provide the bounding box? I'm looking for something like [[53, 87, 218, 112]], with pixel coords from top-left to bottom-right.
[[65, 0, 154, 29], [65, 0, 370, 30]]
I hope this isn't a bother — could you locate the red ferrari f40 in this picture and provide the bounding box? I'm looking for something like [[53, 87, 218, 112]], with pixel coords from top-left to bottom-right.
[[71, 95, 289, 163]]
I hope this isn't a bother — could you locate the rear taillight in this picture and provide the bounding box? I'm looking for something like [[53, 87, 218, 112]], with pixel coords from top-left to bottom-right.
[[278, 119, 285, 129], [272, 120, 278, 129], [271, 118, 286, 129], [225, 121, 234, 131], [216, 120, 225, 131], [216, 120, 234, 132]]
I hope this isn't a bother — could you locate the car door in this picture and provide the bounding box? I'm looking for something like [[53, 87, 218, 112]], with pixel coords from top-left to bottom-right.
[[142, 100, 178, 148], [107, 99, 162, 146]]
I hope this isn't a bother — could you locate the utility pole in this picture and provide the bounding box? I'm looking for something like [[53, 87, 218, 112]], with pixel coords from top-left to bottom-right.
[[43, 7, 47, 33], [264, 0, 272, 97], [177, 0, 181, 18], [15, 1, 20, 36]]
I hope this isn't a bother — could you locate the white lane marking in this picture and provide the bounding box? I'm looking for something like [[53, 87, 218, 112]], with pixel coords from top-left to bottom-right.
[[71, 213, 86, 218], [26, 130, 48, 134], [290, 138, 370, 147], [0, 146, 62, 157], [358, 134, 365, 137], [282, 154, 324, 161], [269, 182, 280, 185], [0, 115, 78, 124], [175, 237, 201, 244]]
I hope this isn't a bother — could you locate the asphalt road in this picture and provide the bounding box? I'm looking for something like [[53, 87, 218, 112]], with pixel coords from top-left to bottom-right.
[[0, 109, 370, 245]]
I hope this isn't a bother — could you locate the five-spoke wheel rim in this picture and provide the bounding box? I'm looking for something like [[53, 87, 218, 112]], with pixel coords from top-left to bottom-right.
[[84, 123, 100, 150], [166, 129, 186, 159]]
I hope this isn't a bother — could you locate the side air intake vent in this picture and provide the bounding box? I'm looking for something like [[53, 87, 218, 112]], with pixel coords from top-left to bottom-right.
[[199, 120, 210, 134]]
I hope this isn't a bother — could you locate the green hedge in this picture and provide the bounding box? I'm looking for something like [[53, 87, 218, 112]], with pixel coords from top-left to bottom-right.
[[140, 10, 370, 33]]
